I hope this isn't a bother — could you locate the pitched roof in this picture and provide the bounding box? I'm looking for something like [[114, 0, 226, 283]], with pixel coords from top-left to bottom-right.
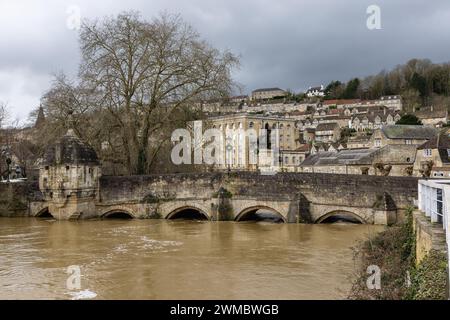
[[417, 129, 450, 150], [43, 129, 99, 166], [315, 122, 339, 131], [301, 144, 416, 167], [323, 99, 361, 105], [381, 125, 437, 140], [294, 144, 311, 152], [252, 87, 284, 93]]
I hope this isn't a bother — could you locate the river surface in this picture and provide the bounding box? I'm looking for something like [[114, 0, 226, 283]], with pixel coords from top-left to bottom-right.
[[0, 218, 383, 300]]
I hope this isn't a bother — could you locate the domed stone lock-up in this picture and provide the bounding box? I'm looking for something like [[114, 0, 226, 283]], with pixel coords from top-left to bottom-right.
[[39, 128, 101, 220]]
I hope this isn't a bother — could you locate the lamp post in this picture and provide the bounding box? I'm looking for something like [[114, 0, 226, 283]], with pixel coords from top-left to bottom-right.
[[6, 157, 11, 183]]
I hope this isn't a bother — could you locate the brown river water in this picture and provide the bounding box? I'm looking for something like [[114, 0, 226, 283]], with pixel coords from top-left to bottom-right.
[[0, 218, 383, 300]]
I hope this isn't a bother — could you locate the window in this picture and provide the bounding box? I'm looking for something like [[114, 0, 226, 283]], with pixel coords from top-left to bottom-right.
[[405, 139, 412, 145], [374, 139, 381, 147], [249, 122, 254, 128], [284, 157, 289, 164], [423, 149, 432, 157]]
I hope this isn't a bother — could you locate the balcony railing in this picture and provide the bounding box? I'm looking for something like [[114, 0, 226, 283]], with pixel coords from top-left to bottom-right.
[[418, 179, 450, 297]]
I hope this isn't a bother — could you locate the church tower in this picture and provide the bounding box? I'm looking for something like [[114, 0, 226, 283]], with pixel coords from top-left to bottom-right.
[[34, 105, 46, 129]]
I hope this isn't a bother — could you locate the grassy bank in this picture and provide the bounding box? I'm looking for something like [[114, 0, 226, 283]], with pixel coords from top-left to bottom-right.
[[348, 208, 448, 300]]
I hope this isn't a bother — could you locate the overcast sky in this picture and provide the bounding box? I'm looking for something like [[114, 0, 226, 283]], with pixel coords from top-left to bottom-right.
[[1, 0, 450, 122]]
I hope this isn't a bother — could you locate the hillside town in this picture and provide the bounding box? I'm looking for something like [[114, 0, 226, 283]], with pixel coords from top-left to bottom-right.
[[2, 85, 450, 181], [187, 86, 449, 178]]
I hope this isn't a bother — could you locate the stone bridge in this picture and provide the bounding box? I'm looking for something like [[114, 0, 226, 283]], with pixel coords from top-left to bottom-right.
[[30, 172, 419, 225]]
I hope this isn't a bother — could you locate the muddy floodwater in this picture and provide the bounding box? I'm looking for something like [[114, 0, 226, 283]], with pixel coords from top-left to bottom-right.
[[0, 218, 383, 300]]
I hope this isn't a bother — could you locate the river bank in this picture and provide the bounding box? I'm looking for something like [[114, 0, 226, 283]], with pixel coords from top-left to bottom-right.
[[348, 208, 448, 300]]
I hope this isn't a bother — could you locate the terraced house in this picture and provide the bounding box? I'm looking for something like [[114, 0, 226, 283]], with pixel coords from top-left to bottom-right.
[[413, 129, 450, 177], [350, 110, 401, 132]]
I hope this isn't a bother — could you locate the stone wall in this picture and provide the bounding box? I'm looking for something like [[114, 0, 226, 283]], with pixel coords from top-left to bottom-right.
[[0, 182, 40, 217], [413, 210, 447, 264]]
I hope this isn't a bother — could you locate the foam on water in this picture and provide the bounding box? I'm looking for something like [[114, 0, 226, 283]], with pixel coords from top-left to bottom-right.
[[67, 289, 97, 300]]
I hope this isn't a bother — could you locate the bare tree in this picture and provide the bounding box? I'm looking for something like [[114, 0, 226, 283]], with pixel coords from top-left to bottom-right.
[[0, 101, 9, 129], [74, 11, 239, 174]]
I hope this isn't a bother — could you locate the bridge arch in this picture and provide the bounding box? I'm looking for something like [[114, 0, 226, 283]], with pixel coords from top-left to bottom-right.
[[166, 206, 209, 220], [35, 207, 54, 218], [315, 210, 365, 224], [235, 206, 286, 223], [101, 208, 135, 219]]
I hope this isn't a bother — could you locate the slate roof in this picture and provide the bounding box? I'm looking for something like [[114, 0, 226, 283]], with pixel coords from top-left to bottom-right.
[[301, 145, 417, 167], [323, 99, 361, 105], [381, 125, 437, 140], [418, 129, 450, 164], [43, 129, 99, 166], [315, 122, 339, 131], [252, 88, 284, 93], [418, 130, 450, 150], [351, 110, 399, 123]]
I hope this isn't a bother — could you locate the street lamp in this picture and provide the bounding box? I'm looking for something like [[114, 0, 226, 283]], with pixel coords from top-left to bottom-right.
[[6, 157, 11, 183]]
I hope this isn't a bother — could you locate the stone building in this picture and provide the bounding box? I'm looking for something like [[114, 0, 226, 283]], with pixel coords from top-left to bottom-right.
[[323, 99, 361, 109], [280, 146, 310, 172], [39, 127, 101, 220], [229, 95, 249, 104], [370, 125, 437, 148], [346, 136, 371, 149], [251, 88, 287, 101], [301, 128, 316, 144], [314, 122, 340, 142], [204, 114, 300, 171], [413, 129, 450, 178], [350, 110, 401, 132], [300, 144, 417, 176], [376, 95, 402, 111], [415, 106, 448, 127]]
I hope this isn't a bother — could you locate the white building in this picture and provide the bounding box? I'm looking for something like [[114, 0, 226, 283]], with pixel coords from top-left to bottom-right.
[[377, 95, 403, 111], [306, 85, 325, 98]]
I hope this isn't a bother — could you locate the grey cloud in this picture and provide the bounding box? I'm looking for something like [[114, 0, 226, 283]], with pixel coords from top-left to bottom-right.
[[0, 0, 449, 120]]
